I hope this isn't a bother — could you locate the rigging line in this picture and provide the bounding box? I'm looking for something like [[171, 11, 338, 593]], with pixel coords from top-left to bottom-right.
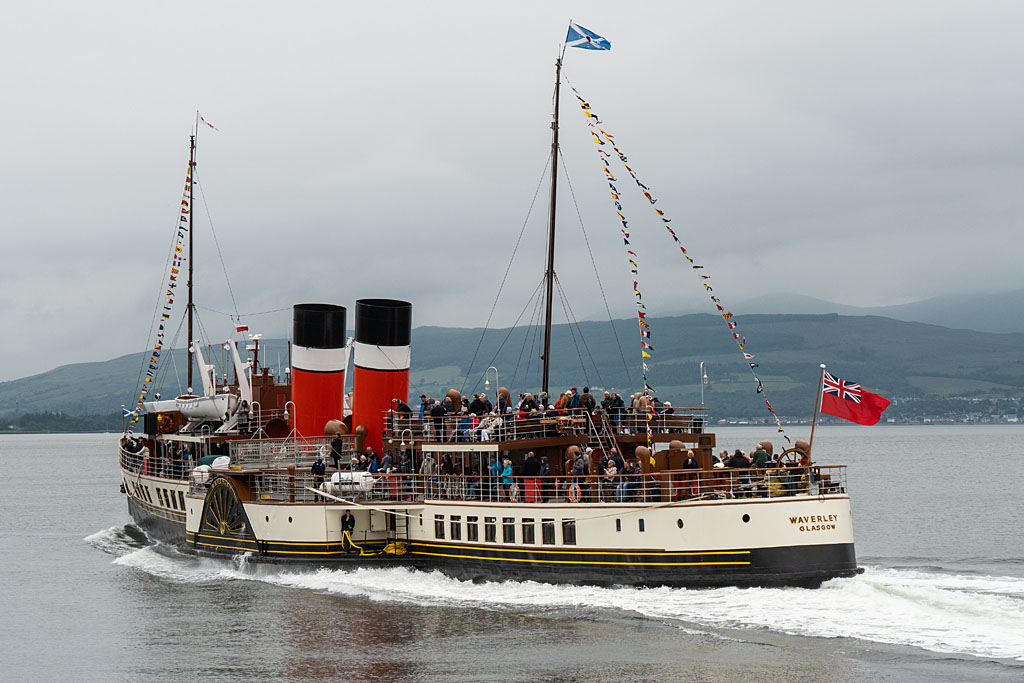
[[554, 273, 604, 389], [193, 169, 240, 320], [195, 309, 236, 384], [509, 281, 546, 388], [133, 181, 193, 404], [155, 315, 187, 398], [459, 153, 551, 396], [196, 304, 292, 318], [238, 306, 291, 317], [557, 145, 633, 386], [552, 274, 590, 387], [143, 314, 183, 405], [470, 275, 547, 395], [522, 287, 546, 393]]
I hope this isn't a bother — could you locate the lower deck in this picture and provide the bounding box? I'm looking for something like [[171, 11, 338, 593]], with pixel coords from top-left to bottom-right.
[[123, 464, 860, 588]]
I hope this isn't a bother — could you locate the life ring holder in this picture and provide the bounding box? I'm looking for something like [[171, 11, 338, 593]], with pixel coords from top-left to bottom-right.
[[568, 483, 581, 503], [508, 484, 520, 503], [157, 414, 174, 433]]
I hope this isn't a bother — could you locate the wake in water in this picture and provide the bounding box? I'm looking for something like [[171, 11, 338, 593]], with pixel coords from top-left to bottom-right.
[[84, 524, 152, 555], [86, 526, 1024, 664]]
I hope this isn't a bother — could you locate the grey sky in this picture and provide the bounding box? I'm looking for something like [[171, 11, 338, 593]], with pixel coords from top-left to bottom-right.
[[3, 1, 1024, 382]]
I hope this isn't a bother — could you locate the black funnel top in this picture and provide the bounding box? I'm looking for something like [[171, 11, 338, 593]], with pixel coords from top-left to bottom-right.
[[355, 299, 412, 346], [293, 303, 347, 349]]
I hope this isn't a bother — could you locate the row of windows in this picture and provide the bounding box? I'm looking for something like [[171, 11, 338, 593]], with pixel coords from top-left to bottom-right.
[[125, 479, 185, 512], [434, 515, 576, 546]]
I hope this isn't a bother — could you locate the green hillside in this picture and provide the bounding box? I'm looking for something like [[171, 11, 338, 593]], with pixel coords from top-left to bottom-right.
[[1, 313, 1022, 427]]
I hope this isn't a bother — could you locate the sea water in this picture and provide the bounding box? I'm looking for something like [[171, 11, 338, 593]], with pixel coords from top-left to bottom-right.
[[1, 427, 1021, 681]]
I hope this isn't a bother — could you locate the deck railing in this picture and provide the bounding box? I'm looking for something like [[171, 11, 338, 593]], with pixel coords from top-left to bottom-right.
[[120, 435, 361, 482], [229, 436, 357, 469], [246, 465, 847, 504], [383, 408, 705, 445]]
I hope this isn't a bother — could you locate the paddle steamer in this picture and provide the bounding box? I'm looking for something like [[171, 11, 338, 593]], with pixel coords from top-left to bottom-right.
[[118, 52, 861, 588]]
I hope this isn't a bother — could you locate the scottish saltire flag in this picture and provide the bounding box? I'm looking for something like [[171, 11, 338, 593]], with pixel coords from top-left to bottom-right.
[[566, 22, 611, 50]]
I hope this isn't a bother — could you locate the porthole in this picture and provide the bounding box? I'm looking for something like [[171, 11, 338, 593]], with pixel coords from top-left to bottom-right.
[[677, 519, 684, 528], [742, 514, 750, 523], [288, 516, 293, 523], [615, 519, 621, 532], [266, 516, 269, 522]]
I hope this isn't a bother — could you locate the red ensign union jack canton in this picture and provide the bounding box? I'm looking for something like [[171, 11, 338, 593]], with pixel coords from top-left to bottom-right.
[[823, 372, 862, 403]]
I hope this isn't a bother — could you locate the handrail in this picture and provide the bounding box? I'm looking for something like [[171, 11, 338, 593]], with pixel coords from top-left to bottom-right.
[[382, 407, 706, 445], [245, 464, 848, 504]]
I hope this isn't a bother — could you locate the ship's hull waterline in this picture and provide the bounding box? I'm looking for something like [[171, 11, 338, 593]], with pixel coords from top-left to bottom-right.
[[122, 467, 859, 588]]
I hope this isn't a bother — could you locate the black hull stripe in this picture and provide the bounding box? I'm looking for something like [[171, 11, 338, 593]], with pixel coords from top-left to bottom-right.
[[130, 495, 186, 524]]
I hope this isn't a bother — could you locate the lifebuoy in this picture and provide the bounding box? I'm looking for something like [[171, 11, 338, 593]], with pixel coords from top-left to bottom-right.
[[509, 484, 520, 502], [568, 483, 581, 503]]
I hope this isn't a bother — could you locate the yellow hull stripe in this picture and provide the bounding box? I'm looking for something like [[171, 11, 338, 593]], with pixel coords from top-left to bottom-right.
[[191, 532, 385, 556], [412, 541, 750, 557], [410, 549, 750, 567]]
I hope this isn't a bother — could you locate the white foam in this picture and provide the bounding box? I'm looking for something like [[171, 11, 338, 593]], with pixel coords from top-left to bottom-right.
[[83, 526, 142, 556], [102, 549, 1024, 663], [255, 565, 1024, 661]]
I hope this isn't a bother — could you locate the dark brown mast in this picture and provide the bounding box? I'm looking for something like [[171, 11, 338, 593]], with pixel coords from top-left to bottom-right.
[[187, 133, 195, 392], [541, 56, 562, 397]]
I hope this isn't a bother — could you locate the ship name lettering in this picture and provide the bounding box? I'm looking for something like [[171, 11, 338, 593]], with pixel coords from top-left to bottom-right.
[[788, 514, 838, 532]]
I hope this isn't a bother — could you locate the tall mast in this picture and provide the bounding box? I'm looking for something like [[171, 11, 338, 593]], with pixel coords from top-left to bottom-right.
[[187, 133, 196, 393], [541, 55, 562, 397]]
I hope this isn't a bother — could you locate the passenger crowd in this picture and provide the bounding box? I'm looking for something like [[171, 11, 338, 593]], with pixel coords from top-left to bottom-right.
[[121, 436, 196, 479], [321, 430, 818, 503], [385, 385, 683, 443]]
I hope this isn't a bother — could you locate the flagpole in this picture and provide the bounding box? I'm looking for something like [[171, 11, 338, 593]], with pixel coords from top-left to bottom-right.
[[808, 363, 826, 457]]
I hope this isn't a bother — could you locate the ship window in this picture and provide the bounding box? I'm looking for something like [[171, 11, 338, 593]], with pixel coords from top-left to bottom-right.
[[541, 519, 555, 545], [484, 517, 497, 542], [434, 514, 445, 539], [156, 488, 166, 507], [616, 519, 621, 532], [450, 515, 462, 541], [562, 520, 577, 545], [638, 518, 645, 533], [178, 491, 186, 510], [522, 518, 535, 545], [502, 517, 515, 544], [467, 516, 479, 542], [168, 490, 178, 510], [145, 487, 153, 503]]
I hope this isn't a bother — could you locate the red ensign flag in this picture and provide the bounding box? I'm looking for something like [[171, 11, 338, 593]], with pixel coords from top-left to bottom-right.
[[820, 372, 890, 425]]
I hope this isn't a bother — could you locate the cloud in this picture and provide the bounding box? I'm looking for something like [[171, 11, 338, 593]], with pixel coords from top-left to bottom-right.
[[3, 1, 1024, 382]]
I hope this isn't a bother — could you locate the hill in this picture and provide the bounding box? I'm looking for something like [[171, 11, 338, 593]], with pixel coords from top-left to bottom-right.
[[720, 289, 1024, 334], [1, 313, 1021, 427]]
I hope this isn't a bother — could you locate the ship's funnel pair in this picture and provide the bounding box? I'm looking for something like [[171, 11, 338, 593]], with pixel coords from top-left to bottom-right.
[[291, 300, 411, 453]]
